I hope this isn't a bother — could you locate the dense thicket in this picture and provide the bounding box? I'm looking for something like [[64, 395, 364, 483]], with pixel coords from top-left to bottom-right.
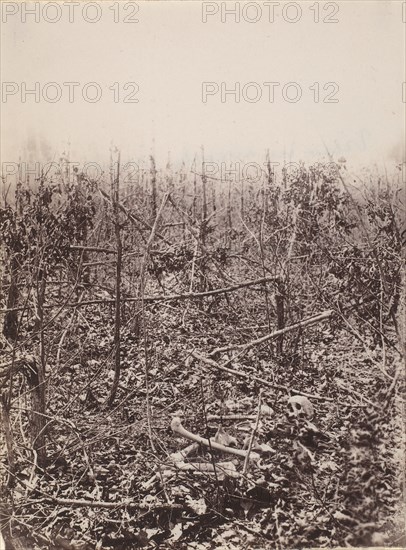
[[0, 156, 404, 549]]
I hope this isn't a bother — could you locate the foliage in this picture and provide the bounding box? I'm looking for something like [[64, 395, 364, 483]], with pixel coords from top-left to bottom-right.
[[0, 178, 96, 271], [0, 158, 404, 549]]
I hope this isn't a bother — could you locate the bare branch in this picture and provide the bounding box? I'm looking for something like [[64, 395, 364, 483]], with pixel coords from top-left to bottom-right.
[[210, 309, 333, 356]]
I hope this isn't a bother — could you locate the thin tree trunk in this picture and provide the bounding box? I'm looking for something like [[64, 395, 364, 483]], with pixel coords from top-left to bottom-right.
[[32, 274, 47, 467], [259, 181, 272, 334], [138, 193, 170, 450], [240, 179, 244, 221], [275, 280, 285, 354], [192, 156, 197, 220], [227, 177, 232, 231], [150, 155, 157, 221], [3, 256, 19, 340], [1, 394, 16, 487], [199, 148, 208, 293], [107, 153, 122, 407]]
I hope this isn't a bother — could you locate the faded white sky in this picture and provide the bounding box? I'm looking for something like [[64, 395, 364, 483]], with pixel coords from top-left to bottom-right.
[[1, 0, 405, 170]]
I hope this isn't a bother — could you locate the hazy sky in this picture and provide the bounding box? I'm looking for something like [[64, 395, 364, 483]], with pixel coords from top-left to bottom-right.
[[1, 0, 405, 170]]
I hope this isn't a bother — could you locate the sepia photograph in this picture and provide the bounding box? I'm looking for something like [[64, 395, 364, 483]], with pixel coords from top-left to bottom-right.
[[0, 1, 405, 548]]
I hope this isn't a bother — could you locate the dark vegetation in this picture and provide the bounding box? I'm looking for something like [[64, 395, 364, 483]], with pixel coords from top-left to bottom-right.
[[0, 153, 405, 549]]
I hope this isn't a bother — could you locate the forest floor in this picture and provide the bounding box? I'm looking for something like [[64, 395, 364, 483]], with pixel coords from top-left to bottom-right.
[[1, 291, 405, 549]]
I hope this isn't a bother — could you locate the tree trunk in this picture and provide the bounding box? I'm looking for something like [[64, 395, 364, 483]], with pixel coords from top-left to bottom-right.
[[1, 394, 16, 487], [275, 280, 285, 354], [107, 153, 122, 407], [150, 155, 157, 221], [3, 256, 19, 341], [28, 351, 47, 467]]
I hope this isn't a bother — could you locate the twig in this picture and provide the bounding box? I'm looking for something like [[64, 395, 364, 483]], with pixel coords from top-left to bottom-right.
[[68, 245, 116, 254], [384, 362, 404, 410], [192, 351, 333, 402], [30, 497, 184, 511], [207, 413, 267, 422], [243, 389, 263, 475], [0, 276, 279, 313], [99, 188, 171, 245], [210, 309, 333, 356], [335, 379, 381, 410], [140, 192, 170, 452]]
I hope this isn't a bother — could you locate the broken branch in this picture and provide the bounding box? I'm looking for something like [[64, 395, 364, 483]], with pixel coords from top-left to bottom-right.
[[0, 276, 278, 313], [210, 310, 333, 356], [192, 351, 333, 402], [32, 496, 183, 511]]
